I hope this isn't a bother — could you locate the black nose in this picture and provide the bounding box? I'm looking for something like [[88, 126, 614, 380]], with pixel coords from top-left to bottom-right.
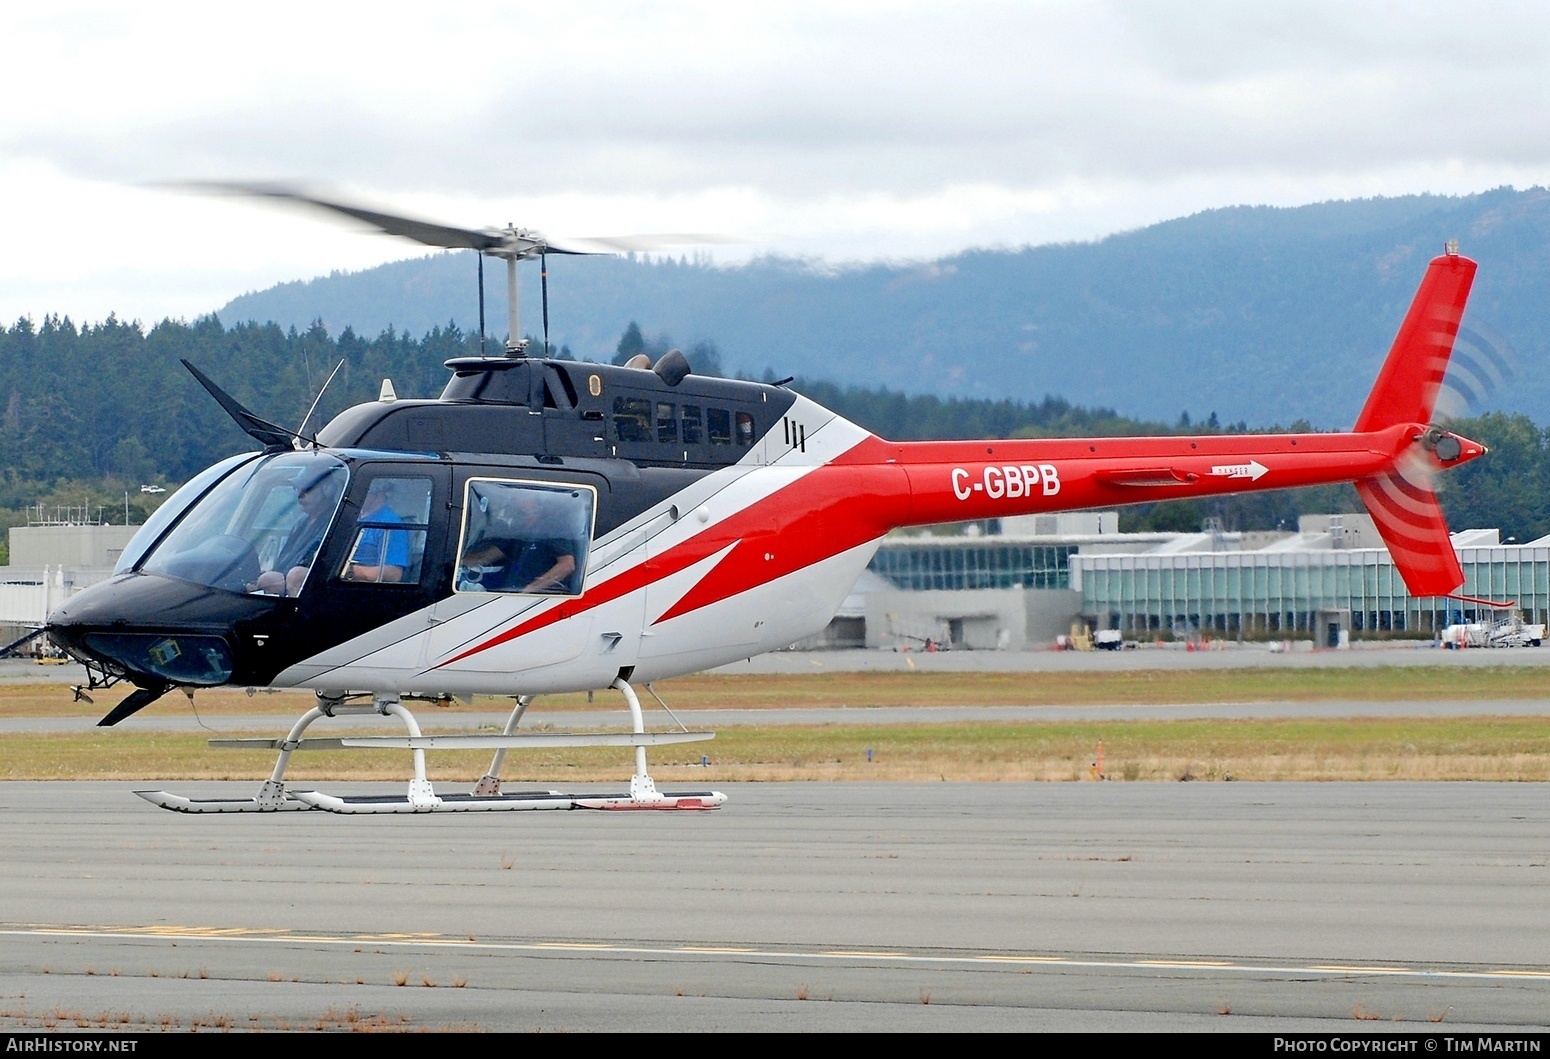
[[47, 571, 281, 688]]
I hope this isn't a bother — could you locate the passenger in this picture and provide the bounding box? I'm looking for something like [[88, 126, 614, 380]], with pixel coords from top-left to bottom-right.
[[342, 483, 409, 583], [459, 488, 579, 594], [252, 473, 343, 596]]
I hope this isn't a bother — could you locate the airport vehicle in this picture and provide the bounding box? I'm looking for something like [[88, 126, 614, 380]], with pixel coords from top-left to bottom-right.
[[26, 195, 1494, 813], [1441, 612, 1544, 648]]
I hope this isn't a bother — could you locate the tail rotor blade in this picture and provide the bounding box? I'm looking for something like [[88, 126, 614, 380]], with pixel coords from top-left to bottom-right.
[[1435, 323, 1517, 422]]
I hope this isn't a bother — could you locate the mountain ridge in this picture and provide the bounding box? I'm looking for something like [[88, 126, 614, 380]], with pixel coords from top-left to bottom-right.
[[219, 187, 1550, 427]]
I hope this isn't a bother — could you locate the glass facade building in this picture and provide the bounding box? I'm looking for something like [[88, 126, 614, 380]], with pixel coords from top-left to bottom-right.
[[1071, 544, 1550, 635], [870, 539, 1077, 592]]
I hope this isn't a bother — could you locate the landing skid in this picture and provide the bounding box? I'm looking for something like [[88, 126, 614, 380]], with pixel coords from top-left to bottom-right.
[[134, 786, 320, 813], [138, 677, 725, 815], [292, 789, 727, 813]]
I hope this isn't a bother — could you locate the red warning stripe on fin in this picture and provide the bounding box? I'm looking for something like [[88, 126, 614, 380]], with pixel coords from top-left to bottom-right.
[[1355, 472, 1464, 598]]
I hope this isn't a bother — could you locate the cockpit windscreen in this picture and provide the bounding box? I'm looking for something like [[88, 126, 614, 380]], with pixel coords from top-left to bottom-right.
[[140, 453, 349, 596]]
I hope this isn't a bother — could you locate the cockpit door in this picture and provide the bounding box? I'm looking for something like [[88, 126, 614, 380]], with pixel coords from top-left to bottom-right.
[[285, 462, 452, 680]]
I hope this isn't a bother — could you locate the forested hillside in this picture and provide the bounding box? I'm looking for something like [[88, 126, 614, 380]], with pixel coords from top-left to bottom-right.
[[220, 187, 1550, 428], [0, 315, 1544, 553]]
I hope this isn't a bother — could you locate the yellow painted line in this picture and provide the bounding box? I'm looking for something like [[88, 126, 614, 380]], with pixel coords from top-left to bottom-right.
[[531, 942, 615, 950], [6, 924, 1550, 983], [973, 955, 1066, 964]]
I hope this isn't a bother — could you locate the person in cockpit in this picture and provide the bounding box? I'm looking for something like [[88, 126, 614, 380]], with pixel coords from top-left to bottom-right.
[[252, 473, 343, 596]]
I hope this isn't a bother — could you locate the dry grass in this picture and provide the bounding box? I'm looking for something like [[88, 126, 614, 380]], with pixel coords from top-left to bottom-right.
[[4, 716, 1550, 782], [10, 663, 1550, 722], [7, 666, 1550, 782]]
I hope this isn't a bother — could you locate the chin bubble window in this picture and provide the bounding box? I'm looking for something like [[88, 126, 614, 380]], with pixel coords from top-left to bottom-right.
[[455, 480, 595, 596]]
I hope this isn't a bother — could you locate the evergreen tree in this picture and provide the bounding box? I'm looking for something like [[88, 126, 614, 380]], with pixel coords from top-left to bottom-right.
[[613, 322, 646, 365]]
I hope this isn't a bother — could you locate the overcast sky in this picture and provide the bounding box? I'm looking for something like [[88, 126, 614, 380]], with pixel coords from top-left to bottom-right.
[[3, 0, 1548, 325]]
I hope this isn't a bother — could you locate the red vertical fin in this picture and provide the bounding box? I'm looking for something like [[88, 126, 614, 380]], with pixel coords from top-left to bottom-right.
[[1352, 253, 1476, 433], [1351, 252, 1476, 599]]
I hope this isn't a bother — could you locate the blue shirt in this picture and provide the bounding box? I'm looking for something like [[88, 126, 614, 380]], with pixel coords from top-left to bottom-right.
[[350, 507, 411, 570]]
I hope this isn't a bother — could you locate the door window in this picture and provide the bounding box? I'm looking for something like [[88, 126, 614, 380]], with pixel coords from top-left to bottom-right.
[[455, 480, 595, 596], [339, 477, 434, 585]]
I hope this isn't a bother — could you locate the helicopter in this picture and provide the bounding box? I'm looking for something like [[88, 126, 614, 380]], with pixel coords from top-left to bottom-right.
[[32, 187, 1491, 814]]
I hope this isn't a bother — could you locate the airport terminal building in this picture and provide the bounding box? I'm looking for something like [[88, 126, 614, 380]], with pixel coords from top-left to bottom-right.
[[856, 512, 1548, 650]]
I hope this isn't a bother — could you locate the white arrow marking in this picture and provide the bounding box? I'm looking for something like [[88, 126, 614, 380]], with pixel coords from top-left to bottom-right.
[[1208, 460, 1268, 481]]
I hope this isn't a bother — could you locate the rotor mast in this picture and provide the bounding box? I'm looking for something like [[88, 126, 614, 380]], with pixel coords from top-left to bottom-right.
[[487, 225, 551, 355], [507, 252, 519, 353]]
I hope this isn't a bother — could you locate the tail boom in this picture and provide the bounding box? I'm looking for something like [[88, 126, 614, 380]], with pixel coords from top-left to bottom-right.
[[877, 423, 1471, 528]]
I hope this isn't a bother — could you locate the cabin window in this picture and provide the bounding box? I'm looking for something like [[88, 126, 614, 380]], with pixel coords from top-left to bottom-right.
[[681, 404, 704, 444], [707, 407, 732, 445], [656, 402, 677, 443], [140, 452, 349, 597], [338, 477, 433, 585], [736, 411, 755, 447], [612, 397, 651, 443], [455, 479, 595, 596]]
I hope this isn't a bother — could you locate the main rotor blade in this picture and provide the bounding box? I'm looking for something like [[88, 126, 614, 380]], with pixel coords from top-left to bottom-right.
[[97, 683, 171, 727], [180, 181, 506, 252], [544, 233, 740, 255]]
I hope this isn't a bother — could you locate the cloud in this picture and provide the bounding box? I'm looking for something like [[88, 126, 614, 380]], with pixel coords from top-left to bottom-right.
[[4, 1, 1550, 320]]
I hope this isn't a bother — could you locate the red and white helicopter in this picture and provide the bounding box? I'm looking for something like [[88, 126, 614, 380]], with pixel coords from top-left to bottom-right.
[[38, 188, 1489, 814]]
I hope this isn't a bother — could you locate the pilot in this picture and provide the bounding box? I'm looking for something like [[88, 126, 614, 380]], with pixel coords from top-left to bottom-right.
[[252, 472, 342, 597], [343, 483, 410, 583], [459, 488, 578, 594]]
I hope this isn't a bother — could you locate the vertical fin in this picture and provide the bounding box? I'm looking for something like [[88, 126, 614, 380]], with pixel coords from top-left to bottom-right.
[[1352, 251, 1477, 599], [1352, 252, 1476, 432]]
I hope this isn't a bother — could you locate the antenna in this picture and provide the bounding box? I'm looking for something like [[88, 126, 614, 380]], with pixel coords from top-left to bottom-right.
[[476, 251, 486, 355], [296, 359, 346, 441]]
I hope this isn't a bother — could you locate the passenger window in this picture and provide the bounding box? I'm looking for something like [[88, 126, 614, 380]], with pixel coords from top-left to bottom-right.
[[455, 480, 594, 596], [736, 411, 755, 447], [656, 402, 677, 443], [707, 407, 732, 445], [339, 477, 433, 585], [681, 404, 704, 444], [612, 397, 651, 442]]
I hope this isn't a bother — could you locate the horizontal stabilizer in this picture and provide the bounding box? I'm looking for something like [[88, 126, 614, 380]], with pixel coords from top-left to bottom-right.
[[1355, 471, 1464, 597]]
